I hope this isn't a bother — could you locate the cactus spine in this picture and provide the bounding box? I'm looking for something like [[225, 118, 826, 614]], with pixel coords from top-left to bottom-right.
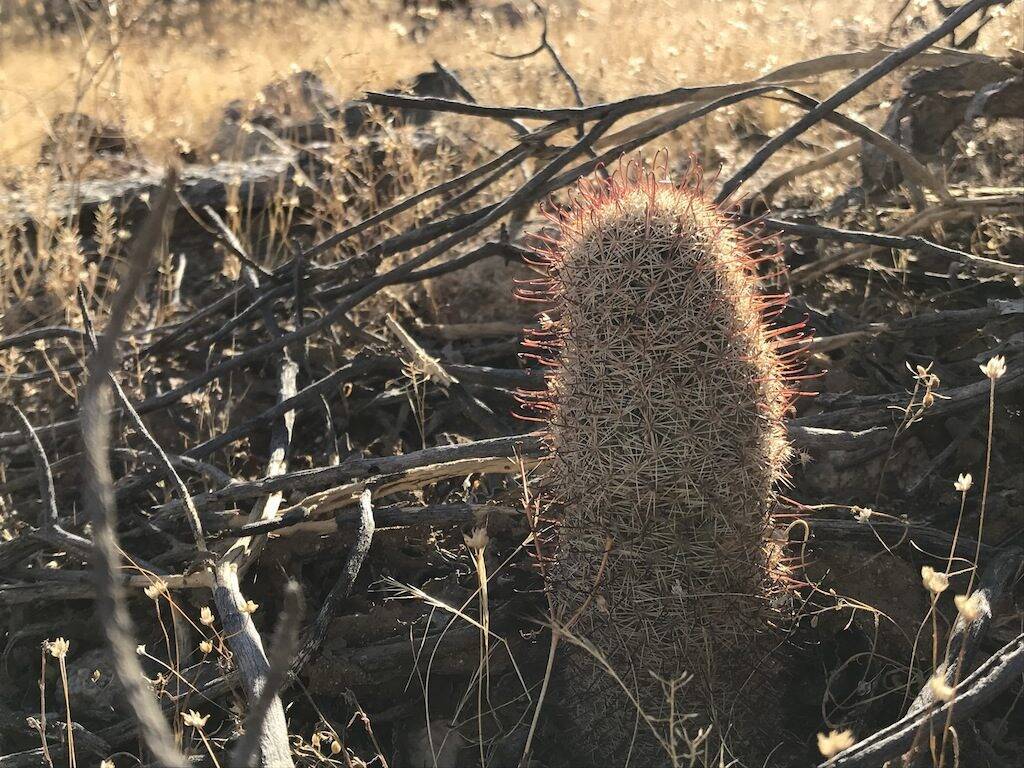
[[522, 163, 801, 765]]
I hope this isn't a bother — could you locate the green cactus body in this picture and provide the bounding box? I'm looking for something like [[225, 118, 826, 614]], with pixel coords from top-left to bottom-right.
[[521, 164, 802, 766]]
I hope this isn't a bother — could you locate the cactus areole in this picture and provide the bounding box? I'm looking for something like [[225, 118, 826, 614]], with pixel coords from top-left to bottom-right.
[[520, 162, 803, 765]]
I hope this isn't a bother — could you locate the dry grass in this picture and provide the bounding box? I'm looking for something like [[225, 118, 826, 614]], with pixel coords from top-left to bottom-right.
[[2, 0, 1016, 347], [1, 0, 1018, 170]]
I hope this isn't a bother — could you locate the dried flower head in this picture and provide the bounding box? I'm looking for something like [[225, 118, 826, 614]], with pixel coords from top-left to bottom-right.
[[100, 760, 115, 768], [463, 527, 490, 550], [46, 638, 70, 659], [852, 506, 874, 523], [240, 600, 259, 615], [182, 710, 210, 729], [954, 592, 984, 622], [817, 729, 855, 758], [143, 579, 168, 600], [200, 606, 215, 626], [980, 355, 1006, 380], [954, 473, 973, 493], [920, 566, 949, 595], [199, 640, 213, 654], [929, 672, 955, 702]]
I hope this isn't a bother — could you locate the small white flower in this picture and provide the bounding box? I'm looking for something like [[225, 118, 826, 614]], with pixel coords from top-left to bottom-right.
[[954, 592, 984, 622], [852, 506, 874, 523], [954, 473, 973, 493], [929, 672, 955, 702], [199, 606, 215, 626], [199, 640, 213, 654], [144, 579, 168, 600], [240, 600, 259, 615], [46, 638, 70, 659], [920, 566, 949, 595], [817, 729, 855, 758], [181, 709, 210, 729], [463, 527, 490, 551], [980, 355, 1006, 380]]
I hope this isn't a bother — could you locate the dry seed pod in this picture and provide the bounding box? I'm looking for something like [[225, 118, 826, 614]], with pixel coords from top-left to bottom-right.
[[520, 162, 803, 766]]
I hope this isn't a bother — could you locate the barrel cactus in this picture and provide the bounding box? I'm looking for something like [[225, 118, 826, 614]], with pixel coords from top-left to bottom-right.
[[521, 163, 801, 765]]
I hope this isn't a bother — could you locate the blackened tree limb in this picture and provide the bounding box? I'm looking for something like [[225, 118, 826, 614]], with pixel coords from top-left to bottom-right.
[[792, 359, 1024, 431], [0, 326, 85, 351], [212, 565, 295, 767], [155, 433, 545, 515], [212, 341, 298, 767], [290, 489, 375, 676], [755, 217, 976, 264]]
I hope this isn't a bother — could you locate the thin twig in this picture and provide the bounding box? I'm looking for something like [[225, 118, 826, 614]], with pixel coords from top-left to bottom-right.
[[492, 2, 585, 108]]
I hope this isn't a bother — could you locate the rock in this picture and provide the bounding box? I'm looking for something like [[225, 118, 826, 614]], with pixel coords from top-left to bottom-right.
[[64, 647, 124, 723], [39, 112, 136, 177], [2, 152, 313, 240], [861, 59, 1022, 194], [208, 70, 343, 161], [207, 65, 466, 160], [342, 65, 465, 137], [488, 2, 529, 27]]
